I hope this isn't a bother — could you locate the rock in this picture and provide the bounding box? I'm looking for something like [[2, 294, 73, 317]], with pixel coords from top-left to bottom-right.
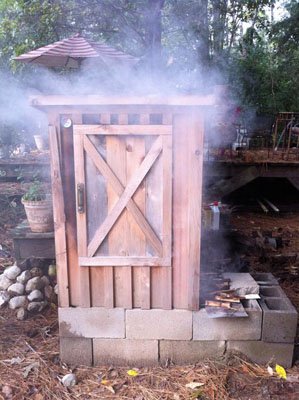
[[62, 373, 77, 387], [0, 291, 10, 307], [30, 267, 43, 277], [40, 275, 50, 287], [25, 277, 43, 293], [4, 265, 21, 280], [17, 307, 28, 321], [0, 275, 13, 290], [27, 302, 42, 312], [17, 270, 32, 284], [54, 284, 58, 295], [28, 289, 43, 302], [8, 282, 25, 296], [9, 296, 27, 310], [44, 285, 53, 300], [2, 385, 13, 398]]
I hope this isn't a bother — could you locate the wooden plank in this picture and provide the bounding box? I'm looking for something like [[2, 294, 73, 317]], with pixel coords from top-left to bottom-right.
[[79, 257, 171, 266], [86, 134, 107, 307], [74, 124, 171, 135], [172, 113, 204, 310], [126, 136, 146, 308], [161, 134, 173, 309], [30, 94, 217, 107], [106, 135, 131, 308], [60, 115, 80, 306], [48, 125, 69, 308], [101, 113, 114, 308], [83, 136, 162, 255], [88, 136, 163, 257], [73, 114, 90, 308]]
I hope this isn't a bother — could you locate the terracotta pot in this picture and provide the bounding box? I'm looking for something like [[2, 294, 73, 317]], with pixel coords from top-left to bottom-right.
[[22, 197, 54, 232]]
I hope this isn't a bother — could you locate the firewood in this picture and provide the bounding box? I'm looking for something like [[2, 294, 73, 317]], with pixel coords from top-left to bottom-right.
[[215, 295, 240, 303]]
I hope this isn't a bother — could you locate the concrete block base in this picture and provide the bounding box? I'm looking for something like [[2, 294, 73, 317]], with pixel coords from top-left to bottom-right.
[[58, 304, 296, 368]]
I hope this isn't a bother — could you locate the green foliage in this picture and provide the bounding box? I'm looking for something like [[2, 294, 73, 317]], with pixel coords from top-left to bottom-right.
[[22, 179, 49, 201]]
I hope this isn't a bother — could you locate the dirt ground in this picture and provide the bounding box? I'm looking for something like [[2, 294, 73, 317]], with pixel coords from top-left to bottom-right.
[[0, 202, 299, 399]]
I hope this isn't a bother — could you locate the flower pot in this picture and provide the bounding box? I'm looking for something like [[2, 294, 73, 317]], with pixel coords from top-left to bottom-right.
[[34, 135, 48, 151], [22, 197, 54, 232]]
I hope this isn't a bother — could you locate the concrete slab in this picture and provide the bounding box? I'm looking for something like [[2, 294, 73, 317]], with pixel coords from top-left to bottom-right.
[[227, 340, 294, 368], [223, 273, 259, 295], [59, 307, 125, 338], [193, 300, 262, 341], [160, 340, 225, 364], [93, 339, 158, 366], [126, 309, 192, 340], [60, 337, 92, 366], [258, 297, 298, 343]]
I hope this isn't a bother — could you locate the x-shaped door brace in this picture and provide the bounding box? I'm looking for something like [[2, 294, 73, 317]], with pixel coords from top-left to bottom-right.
[[84, 135, 163, 257]]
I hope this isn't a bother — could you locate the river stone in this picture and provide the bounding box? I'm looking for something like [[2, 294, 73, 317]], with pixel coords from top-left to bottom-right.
[[17, 270, 32, 284], [27, 301, 47, 312], [17, 307, 28, 321], [0, 274, 12, 290], [40, 275, 50, 287], [30, 267, 43, 277], [9, 295, 27, 310], [0, 291, 10, 307], [44, 285, 53, 300], [25, 277, 43, 292], [62, 373, 77, 387], [8, 282, 25, 296], [54, 284, 58, 295], [4, 265, 21, 280], [28, 289, 43, 302]]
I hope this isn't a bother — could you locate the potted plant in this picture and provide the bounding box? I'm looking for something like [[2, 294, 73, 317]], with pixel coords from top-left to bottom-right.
[[21, 179, 54, 233]]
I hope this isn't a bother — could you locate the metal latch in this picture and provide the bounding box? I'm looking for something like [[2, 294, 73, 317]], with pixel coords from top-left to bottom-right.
[[77, 183, 85, 213]]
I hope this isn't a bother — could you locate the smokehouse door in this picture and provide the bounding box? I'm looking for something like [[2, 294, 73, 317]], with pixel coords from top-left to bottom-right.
[[72, 123, 172, 270]]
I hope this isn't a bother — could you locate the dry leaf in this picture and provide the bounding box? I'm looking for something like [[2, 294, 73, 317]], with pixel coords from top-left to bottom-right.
[[23, 361, 40, 378], [185, 382, 204, 389], [127, 369, 139, 377], [267, 366, 274, 376]]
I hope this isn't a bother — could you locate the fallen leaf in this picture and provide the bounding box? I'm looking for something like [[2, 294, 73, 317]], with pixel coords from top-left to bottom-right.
[[185, 382, 204, 389], [173, 394, 180, 400], [23, 361, 40, 378], [192, 388, 204, 399], [104, 385, 115, 394], [34, 394, 43, 400], [276, 364, 287, 379], [101, 380, 110, 385], [127, 369, 139, 377], [267, 366, 274, 376]]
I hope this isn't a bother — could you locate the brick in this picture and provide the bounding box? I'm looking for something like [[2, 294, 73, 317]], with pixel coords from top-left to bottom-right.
[[227, 341, 294, 368], [126, 309, 192, 340], [59, 307, 125, 338], [193, 300, 262, 341], [93, 339, 158, 366], [259, 297, 297, 343], [60, 337, 92, 366], [223, 273, 259, 295], [160, 340, 225, 364], [259, 285, 287, 298], [251, 272, 278, 286]]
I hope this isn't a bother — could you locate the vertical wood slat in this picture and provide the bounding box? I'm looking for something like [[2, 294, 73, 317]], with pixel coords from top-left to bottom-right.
[[139, 113, 151, 309], [172, 112, 204, 310], [73, 114, 91, 307], [60, 115, 80, 306], [48, 125, 69, 307], [100, 113, 114, 307]]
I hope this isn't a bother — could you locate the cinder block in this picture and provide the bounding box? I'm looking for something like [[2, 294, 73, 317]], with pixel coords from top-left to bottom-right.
[[160, 340, 225, 364], [259, 297, 297, 343], [59, 307, 125, 338], [227, 341, 294, 368], [126, 309, 192, 340], [259, 285, 287, 298], [223, 273, 259, 295], [193, 300, 262, 341], [60, 337, 92, 366], [93, 339, 158, 366], [251, 272, 278, 286]]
